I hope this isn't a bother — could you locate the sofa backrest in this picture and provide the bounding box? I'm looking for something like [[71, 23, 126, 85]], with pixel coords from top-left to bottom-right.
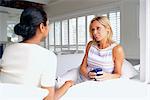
[[56, 53, 84, 76]]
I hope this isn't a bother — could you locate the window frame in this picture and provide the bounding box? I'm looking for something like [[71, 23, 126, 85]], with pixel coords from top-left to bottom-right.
[[48, 9, 120, 53]]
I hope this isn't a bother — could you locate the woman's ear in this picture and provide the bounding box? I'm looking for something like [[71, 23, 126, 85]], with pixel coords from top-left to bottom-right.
[[106, 28, 110, 34], [39, 23, 45, 33]]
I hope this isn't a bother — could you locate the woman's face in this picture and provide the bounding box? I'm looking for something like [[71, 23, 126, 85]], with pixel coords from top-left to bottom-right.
[[38, 20, 50, 41], [91, 20, 108, 42], [44, 21, 50, 37]]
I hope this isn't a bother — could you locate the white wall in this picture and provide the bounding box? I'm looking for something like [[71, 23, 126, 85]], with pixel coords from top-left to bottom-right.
[[46, 0, 140, 59], [45, 0, 120, 18], [120, 0, 140, 59], [0, 13, 8, 43], [140, 0, 150, 83], [0, 6, 22, 43]]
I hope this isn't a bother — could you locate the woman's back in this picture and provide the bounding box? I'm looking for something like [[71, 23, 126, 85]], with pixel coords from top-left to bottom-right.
[[0, 43, 57, 87]]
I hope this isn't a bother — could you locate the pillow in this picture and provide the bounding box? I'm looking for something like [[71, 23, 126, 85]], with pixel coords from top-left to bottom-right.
[[121, 59, 138, 78], [133, 64, 140, 71], [0, 83, 49, 100], [56, 68, 79, 88], [56, 59, 138, 88]]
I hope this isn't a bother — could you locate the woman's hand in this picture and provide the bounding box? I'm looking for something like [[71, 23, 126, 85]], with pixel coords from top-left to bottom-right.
[[95, 72, 111, 81], [54, 80, 75, 100], [65, 80, 74, 87], [88, 71, 97, 79]]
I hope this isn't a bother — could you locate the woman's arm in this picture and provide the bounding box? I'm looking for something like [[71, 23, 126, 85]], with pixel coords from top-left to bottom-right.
[[54, 80, 74, 100], [80, 41, 93, 79], [95, 45, 124, 80], [42, 80, 74, 100], [42, 87, 55, 100], [112, 45, 124, 78]]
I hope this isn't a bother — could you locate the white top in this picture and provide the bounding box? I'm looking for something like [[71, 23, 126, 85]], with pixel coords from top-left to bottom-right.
[[87, 43, 117, 73], [0, 43, 57, 87]]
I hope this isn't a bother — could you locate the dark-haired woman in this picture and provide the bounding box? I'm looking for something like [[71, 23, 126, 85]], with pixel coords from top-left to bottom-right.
[[0, 8, 73, 100]]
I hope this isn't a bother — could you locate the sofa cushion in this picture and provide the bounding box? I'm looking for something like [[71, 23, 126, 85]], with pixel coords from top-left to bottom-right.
[[0, 83, 48, 100]]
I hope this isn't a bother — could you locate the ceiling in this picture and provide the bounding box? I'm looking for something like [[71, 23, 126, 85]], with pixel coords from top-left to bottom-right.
[[0, 0, 45, 9], [47, 0, 120, 5], [0, 0, 120, 9]]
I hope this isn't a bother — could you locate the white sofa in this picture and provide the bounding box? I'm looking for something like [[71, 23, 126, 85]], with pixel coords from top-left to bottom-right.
[[56, 53, 139, 79], [61, 78, 150, 100], [0, 83, 48, 100], [56, 53, 84, 76], [56, 54, 149, 100], [0, 53, 139, 100]]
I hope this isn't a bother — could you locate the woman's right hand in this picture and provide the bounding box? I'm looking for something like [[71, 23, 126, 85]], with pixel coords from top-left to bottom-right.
[[65, 80, 74, 87], [55, 80, 75, 100], [88, 71, 97, 79]]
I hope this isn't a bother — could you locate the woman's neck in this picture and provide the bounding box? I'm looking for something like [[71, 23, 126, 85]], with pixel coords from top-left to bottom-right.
[[23, 35, 42, 44], [97, 39, 110, 49]]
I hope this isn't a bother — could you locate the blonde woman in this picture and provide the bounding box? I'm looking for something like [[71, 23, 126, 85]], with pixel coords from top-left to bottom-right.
[[56, 16, 124, 87], [79, 16, 124, 81]]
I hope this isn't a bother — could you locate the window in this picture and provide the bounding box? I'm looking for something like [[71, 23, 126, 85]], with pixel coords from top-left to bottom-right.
[[69, 18, 76, 46], [55, 21, 61, 45], [7, 23, 18, 42], [109, 11, 120, 43], [49, 23, 54, 45], [49, 23, 54, 51], [62, 20, 68, 46], [78, 16, 86, 45], [87, 15, 95, 42], [48, 10, 120, 53]]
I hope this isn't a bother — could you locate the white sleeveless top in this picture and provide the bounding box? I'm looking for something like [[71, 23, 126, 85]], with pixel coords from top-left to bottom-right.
[[87, 42, 118, 73]]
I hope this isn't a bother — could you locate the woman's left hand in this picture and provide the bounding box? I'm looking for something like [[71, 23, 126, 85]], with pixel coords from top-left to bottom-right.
[[95, 72, 112, 81]]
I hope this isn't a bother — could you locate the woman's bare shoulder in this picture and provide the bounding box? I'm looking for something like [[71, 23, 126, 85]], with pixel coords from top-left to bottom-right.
[[113, 44, 124, 58], [113, 44, 124, 53]]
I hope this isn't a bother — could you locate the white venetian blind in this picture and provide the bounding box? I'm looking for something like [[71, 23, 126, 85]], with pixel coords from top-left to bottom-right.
[[109, 11, 120, 44]]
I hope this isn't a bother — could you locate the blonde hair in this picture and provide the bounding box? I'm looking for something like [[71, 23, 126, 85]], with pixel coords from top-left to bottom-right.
[[89, 16, 114, 44]]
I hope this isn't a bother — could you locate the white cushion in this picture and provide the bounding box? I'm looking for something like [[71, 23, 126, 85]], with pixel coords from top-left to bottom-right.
[[61, 78, 148, 100], [121, 60, 138, 78], [56, 59, 138, 88], [56, 68, 79, 88], [0, 83, 49, 100], [57, 53, 84, 76], [134, 64, 140, 71]]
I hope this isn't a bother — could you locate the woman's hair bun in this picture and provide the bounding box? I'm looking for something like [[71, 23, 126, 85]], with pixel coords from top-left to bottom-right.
[[14, 23, 35, 39], [14, 23, 26, 35], [14, 7, 47, 41]]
